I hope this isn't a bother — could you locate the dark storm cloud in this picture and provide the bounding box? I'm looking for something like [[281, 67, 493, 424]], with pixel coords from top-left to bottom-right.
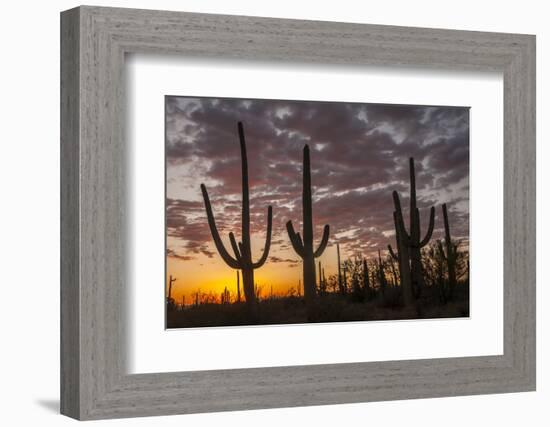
[[166, 248, 195, 261], [166, 198, 215, 258], [270, 256, 300, 264], [166, 96, 469, 258]]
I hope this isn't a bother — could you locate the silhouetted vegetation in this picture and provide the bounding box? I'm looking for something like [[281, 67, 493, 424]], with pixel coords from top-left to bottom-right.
[[388, 158, 435, 306], [167, 242, 469, 328], [286, 144, 330, 321], [168, 123, 469, 328], [200, 122, 272, 320]]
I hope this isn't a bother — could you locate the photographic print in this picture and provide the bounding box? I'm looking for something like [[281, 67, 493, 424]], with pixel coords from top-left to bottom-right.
[[165, 96, 469, 329]]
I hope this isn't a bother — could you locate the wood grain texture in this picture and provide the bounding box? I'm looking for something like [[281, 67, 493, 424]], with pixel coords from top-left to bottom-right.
[[60, 5, 536, 420], [60, 7, 80, 419]]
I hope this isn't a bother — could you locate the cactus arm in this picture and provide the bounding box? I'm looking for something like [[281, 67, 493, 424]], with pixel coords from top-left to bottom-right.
[[228, 232, 243, 264], [296, 232, 303, 247], [392, 210, 400, 239], [313, 224, 330, 258], [200, 183, 241, 269], [252, 206, 273, 269], [418, 206, 435, 247], [388, 244, 399, 261], [392, 191, 410, 241], [442, 202, 451, 238], [286, 220, 305, 258]]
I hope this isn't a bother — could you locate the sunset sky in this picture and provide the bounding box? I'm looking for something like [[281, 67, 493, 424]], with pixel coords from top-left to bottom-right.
[[165, 96, 469, 304]]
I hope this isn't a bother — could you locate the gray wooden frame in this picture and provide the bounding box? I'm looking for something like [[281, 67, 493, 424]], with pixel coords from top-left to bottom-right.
[[61, 5, 536, 420]]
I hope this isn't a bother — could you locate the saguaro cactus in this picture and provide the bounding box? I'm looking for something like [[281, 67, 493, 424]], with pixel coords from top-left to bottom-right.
[[440, 203, 458, 301], [167, 275, 176, 301], [201, 122, 273, 317], [377, 250, 388, 294], [389, 192, 413, 305], [221, 287, 230, 304], [286, 145, 330, 321], [167, 275, 177, 310], [318, 261, 327, 295], [236, 271, 241, 303], [388, 157, 435, 303], [337, 243, 345, 295], [435, 241, 448, 303]]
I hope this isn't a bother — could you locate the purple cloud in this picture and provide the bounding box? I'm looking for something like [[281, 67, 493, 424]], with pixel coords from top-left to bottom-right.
[[166, 96, 469, 260]]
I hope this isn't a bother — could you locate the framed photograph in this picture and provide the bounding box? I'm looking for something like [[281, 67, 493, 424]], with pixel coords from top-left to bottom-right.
[[61, 6, 535, 420], [164, 96, 471, 329]]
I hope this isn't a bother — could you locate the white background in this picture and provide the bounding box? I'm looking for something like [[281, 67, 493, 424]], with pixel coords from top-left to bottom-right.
[[0, 0, 546, 426], [128, 56, 503, 373]]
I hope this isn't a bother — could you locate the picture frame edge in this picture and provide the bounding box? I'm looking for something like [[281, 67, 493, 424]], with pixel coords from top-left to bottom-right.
[[60, 5, 536, 420]]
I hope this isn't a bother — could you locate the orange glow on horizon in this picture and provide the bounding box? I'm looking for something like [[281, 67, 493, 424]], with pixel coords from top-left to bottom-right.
[[165, 239, 470, 305], [166, 239, 345, 304]]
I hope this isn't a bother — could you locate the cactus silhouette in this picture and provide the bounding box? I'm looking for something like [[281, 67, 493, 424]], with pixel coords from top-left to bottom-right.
[[201, 122, 273, 317], [167, 275, 176, 301], [389, 191, 413, 305], [167, 275, 177, 310], [221, 286, 230, 304], [377, 250, 388, 294], [433, 241, 448, 303], [440, 203, 458, 301], [337, 243, 344, 295], [286, 145, 330, 321], [388, 157, 435, 304], [318, 261, 328, 295], [388, 255, 399, 287], [194, 291, 200, 307]]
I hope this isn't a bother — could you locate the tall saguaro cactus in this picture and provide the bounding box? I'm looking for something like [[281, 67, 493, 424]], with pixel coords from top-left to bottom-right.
[[388, 157, 435, 303], [389, 191, 413, 305], [286, 145, 330, 321], [201, 122, 273, 316], [440, 203, 458, 301]]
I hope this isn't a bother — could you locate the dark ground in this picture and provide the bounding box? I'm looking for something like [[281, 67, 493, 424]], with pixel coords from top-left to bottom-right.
[[166, 283, 469, 329]]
